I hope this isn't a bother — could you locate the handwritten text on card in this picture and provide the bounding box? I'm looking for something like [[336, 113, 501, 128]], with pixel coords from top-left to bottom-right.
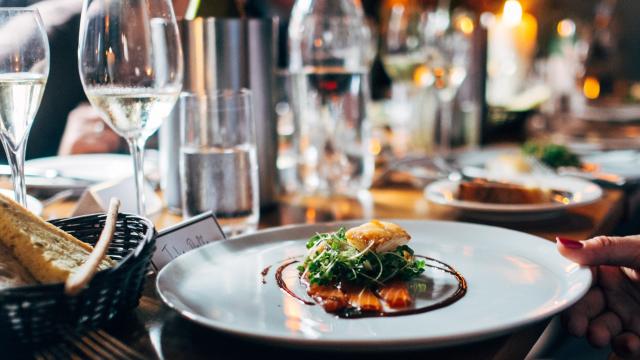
[[153, 211, 226, 270]]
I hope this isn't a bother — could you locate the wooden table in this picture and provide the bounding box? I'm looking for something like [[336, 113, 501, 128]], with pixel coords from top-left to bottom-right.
[[41, 187, 626, 359]]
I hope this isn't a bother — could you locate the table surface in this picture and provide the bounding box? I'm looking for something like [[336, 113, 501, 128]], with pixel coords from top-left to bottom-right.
[[40, 187, 626, 359]]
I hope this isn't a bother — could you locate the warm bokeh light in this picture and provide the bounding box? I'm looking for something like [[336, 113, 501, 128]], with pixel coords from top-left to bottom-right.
[[369, 138, 382, 156], [413, 64, 433, 87], [630, 82, 640, 100], [557, 19, 576, 38], [456, 15, 475, 35], [583, 76, 601, 100], [502, 0, 523, 26], [305, 207, 317, 223]]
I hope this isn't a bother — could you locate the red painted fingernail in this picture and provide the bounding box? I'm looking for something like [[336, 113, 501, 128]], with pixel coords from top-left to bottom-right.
[[556, 237, 584, 249]]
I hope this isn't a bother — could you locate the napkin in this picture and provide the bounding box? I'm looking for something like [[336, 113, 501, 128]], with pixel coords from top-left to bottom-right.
[[72, 176, 162, 217]]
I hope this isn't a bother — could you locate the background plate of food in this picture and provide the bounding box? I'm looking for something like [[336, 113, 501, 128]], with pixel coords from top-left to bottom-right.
[[424, 174, 603, 221], [156, 220, 591, 350]]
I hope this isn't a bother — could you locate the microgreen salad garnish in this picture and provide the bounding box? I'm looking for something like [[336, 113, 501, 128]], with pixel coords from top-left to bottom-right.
[[297, 227, 426, 286]]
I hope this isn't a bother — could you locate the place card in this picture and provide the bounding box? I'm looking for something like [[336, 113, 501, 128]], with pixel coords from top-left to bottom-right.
[[72, 176, 162, 216], [152, 211, 227, 270]]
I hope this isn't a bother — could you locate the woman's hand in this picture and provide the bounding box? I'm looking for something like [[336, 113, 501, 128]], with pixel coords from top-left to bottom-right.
[[58, 103, 122, 155], [557, 235, 640, 358]]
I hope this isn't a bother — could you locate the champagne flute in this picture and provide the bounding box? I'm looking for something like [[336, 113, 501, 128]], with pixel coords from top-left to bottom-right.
[[426, 10, 470, 156], [78, 0, 183, 215], [0, 9, 49, 207]]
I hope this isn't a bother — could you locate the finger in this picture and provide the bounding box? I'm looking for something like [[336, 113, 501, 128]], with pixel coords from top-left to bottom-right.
[[612, 332, 640, 359], [557, 235, 640, 268], [565, 287, 606, 336], [587, 311, 623, 347], [595, 266, 640, 335]]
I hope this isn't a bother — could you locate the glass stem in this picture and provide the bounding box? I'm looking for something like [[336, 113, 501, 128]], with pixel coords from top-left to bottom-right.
[[6, 140, 27, 207], [127, 136, 147, 216], [439, 99, 453, 157]]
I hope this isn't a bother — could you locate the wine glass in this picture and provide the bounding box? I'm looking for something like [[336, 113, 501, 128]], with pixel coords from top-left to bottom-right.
[[380, 1, 433, 157], [426, 10, 471, 156], [0, 9, 49, 207], [381, 2, 431, 98], [78, 0, 183, 215]]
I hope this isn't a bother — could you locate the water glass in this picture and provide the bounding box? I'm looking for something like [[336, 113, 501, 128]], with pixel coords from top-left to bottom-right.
[[179, 90, 259, 236], [288, 0, 374, 196]]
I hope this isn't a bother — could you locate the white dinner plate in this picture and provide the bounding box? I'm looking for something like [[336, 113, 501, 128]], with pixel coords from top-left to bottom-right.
[[581, 151, 640, 181], [24, 152, 159, 191], [156, 220, 591, 350], [0, 189, 43, 215], [425, 175, 602, 221]]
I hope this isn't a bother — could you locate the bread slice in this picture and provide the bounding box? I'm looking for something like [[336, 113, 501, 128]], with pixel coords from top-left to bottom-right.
[[0, 242, 37, 289], [0, 192, 115, 284]]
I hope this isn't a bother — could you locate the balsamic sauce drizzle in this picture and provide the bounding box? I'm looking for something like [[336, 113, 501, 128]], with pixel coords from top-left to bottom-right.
[[271, 255, 467, 318], [260, 265, 272, 284], [275, 259, 315, 305]]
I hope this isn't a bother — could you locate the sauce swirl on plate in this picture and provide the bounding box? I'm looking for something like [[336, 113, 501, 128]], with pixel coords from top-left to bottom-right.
[[271, 256, 467, 318]]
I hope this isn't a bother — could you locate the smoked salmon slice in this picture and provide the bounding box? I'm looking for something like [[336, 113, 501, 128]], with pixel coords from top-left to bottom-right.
[[343, 285, 382, 312], [306, 283, 348, 313], [377, 281, 413, 309]]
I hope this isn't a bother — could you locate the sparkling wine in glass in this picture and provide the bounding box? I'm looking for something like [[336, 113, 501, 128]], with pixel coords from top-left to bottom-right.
[[78, 0, 183, 215], [0, 9, 49, 207], [381, 3, 431, 89]]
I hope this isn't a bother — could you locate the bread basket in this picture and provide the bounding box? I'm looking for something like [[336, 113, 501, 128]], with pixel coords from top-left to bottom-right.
[[0, 212, 156, 349]]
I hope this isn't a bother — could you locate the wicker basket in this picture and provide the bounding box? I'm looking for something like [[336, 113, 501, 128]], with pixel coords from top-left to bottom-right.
[[0, 213, 156, 349]]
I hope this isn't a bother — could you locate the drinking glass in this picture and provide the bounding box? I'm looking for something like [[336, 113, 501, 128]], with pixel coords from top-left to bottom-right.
[[180, 91, 259, 236], [381, 2, 431, 96], [78, 0, 183, 215], [426, 11, 471, 156], [0, 9, 49, 206], [288, 0, 374, 196]]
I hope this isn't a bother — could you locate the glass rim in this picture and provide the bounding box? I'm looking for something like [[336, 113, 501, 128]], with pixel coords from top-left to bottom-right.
[[180, 88, 251, 99], [0, 7, 43, 12], [180, 89, 252, 114]]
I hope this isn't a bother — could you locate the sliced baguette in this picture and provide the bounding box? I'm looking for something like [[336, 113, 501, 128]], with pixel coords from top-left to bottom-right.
[[0, 192, 115, 284]]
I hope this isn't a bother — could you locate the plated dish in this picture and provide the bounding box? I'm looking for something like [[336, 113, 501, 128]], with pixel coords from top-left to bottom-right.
[[157, 220, 591, 349], [425, 174, 602, 220], [280, 220, 466, 318]]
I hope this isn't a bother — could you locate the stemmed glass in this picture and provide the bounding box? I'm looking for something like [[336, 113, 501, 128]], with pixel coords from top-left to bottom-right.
[[380, 2, 433, 157], [0, 9, 49, 207], [381, 2, 430, 94], [78, 0, 183, 215], [426, 11, 471, 156]]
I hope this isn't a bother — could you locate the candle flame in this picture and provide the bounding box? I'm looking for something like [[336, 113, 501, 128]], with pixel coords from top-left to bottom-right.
[[502, 0, 523, 27]]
